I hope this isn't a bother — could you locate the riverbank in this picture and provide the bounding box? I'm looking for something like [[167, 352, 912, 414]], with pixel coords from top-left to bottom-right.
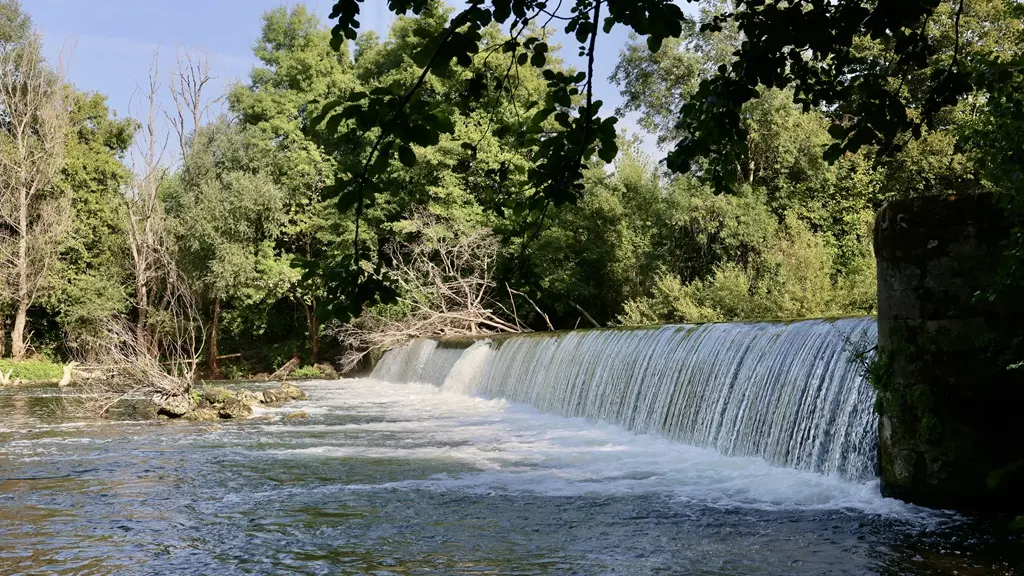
[[0, 358, 64, 385]]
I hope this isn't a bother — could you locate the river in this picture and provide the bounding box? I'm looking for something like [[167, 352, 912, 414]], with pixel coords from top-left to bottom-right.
[[0, 380, 1020, 575]]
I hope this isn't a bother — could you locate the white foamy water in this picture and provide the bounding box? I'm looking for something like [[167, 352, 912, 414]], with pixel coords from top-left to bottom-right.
[[271, 379, 923, 517], [374, 319, 879, 480]]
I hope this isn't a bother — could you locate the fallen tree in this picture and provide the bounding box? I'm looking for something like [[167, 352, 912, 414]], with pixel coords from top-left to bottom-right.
[[60, 261, 204, 417], [330, 213, 537, 373]]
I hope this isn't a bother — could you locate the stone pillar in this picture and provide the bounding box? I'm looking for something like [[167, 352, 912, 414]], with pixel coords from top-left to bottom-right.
[[874, 194, 1024, 511]]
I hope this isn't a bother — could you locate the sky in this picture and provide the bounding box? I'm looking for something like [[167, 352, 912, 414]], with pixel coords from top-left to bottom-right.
[[28, 0, 676, 158]]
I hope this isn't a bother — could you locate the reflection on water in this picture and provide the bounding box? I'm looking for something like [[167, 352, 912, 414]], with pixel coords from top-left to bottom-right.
[[0, 381, 1021, 575]]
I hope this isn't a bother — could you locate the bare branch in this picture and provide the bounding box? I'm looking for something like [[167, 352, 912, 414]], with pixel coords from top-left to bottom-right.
[[166, 47, 224, 156], [0, 35, 73, 358], [328, 211, 536, 372]]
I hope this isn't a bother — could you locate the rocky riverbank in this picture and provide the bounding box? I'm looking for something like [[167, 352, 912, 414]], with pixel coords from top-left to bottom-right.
[[110, 382, 308, 422]]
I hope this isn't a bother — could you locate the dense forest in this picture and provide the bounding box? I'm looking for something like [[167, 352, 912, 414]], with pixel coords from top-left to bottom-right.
[[0, 0, 1020, 378]]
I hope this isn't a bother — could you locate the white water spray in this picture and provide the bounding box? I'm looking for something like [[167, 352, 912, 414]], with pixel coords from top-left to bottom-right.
[[372, 317, 878, 480]]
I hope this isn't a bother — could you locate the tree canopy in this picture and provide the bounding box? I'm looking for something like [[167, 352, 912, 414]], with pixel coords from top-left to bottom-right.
[[315, 0, 1024, 314], [0, 0, 1020, 376]]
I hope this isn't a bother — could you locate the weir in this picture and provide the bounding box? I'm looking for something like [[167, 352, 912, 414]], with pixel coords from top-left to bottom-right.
[[372, 317, 879, 481]]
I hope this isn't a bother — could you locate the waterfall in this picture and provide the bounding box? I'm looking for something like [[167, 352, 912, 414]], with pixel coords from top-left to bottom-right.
[[371, 339, 467, 386], [371, 317, 878, 480]]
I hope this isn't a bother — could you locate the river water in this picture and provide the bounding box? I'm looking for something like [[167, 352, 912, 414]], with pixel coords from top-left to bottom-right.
[[0, 381, 1020, 575]]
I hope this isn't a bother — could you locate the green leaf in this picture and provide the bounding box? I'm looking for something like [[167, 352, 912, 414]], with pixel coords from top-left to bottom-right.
[[309, 99, 343, 128], [598, 141, 618, 163], [398, 143, 417, 167], [336, 186, 361, 212], [823, 143, 844, 163], [827, 123, 849, 141]]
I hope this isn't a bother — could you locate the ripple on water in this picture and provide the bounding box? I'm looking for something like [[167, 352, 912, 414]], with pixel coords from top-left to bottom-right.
[[0, 379, 1019, 576]]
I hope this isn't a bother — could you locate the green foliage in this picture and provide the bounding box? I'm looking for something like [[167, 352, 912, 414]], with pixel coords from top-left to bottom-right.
[[290, 365, 322, 379], [0, 0, 29, 48], [166, 118, 288, 305], [316, 0, 1024, 317], [324, 0, 1006, 197], [616, 214, 877, 326], [0, 358, 63, 381], [53, 91, 137, 349], [220, 362, 256, 382], [5, 0, 1021, 378]]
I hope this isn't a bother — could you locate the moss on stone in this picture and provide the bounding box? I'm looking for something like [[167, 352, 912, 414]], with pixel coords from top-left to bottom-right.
[[919, 415, 942, 444], [202, 386, 234, 405]]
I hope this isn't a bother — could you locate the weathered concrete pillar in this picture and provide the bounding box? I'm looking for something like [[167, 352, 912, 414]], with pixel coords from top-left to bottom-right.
[[874, 194, 1024, 511]]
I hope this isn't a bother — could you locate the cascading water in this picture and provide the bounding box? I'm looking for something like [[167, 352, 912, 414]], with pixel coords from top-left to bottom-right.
[[371, 317, 878, 480], [371, 338, 467, 386]]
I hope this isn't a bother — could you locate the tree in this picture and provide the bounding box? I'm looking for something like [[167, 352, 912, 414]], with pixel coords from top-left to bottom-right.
[[166, 49, 223, 155], [229, 5, 358, 361], [124, 57, 171, 356], [316, 0, 1024, 317], [332, 210, 526, 372], [0, 0, 29, 50], [53, 91, 137, 351], [122, 54, 204, 368], [0, 33, 72, 358], [165, 118, 286, 377], [322, 0, 970, 202]]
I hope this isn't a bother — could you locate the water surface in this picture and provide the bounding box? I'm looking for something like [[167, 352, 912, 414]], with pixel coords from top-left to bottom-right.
[[0, 381, 1019, 575]]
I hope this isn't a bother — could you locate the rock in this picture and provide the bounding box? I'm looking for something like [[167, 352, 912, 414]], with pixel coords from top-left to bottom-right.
[[285, 411, 308, 420], [261, 382, 306, 404], [313, 362, 338, 379], [249, 415, 274, 422], [235, 389, 264, 406], [184, 407, 220, 421], [107, 398, 159, 421], [252, 373, 271, 382], [218, 397, 253, 419], [202, 386, 234, 405], [152, 394, 193, 418], [278, 382, 307, 401]]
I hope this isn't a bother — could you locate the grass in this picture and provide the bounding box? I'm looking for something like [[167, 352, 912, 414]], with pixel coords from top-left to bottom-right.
[[289, 365, 322, 379], [0, 358, 64, 381]]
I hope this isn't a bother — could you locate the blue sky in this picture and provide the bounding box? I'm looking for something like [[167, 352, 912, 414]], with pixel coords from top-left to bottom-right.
[[29, 0, 676, 156]]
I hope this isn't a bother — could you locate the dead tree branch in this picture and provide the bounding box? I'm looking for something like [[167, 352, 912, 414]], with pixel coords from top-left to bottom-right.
[[0, 35, 73, 358], [329, 212, 539, 373]]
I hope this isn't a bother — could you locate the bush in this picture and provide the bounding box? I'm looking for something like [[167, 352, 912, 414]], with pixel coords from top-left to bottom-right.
[[616, 213, 878, 325], [0, 358, 64, 381], [289, 365, 321, 379]]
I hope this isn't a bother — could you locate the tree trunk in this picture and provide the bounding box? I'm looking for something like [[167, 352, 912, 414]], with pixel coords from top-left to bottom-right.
[[10, 301, 28, 359], [270, 354, 301, 381], [0, 316, 7, 358], [135, 281, 149, 354], [11, 196, 29, 360], [310, 313, 319, 365], [207, 295, 221, 379], [303, 299, 319, 364]]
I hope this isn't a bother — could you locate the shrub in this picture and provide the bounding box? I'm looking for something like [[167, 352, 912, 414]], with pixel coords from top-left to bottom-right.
[[616, 213, 878, 325], [0, 358, 64, 381], [289, 365, 322, 379]]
